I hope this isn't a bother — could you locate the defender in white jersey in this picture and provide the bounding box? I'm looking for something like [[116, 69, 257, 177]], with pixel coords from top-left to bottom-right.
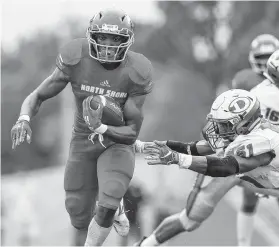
[[237, 50, 279, 246], [132, 88, 279, 246], [251, 66, 279, 126], [232, 35, 279, 246]]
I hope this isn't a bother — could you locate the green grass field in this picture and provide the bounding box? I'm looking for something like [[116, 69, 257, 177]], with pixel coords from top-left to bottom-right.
[[2, 156, 278, 246]]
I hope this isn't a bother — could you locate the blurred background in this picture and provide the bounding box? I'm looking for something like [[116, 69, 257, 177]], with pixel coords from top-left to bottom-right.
[[2, 0, 279, 246]]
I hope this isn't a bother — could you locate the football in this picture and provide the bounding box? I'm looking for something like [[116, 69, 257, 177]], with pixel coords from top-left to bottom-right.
[[89, 95, 125, 126]]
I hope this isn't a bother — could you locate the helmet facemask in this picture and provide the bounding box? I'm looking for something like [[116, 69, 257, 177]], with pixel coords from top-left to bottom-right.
[[86, 24, 134, 63], [249, 53, 272, 74], [203, 116, 239, 151]]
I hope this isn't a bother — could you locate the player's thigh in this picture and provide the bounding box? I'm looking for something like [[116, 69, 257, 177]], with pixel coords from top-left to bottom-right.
[[97, 143, 135, 209], [241, 187, 259, 213], [202, 176, 241, 204], [64, 135, 99, 220]]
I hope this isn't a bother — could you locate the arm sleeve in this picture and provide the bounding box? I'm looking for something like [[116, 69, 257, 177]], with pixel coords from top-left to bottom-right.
[[205, 155, 240, 177], [166, 140, 199, 155], [55, 39, 82, 76], [56, 54, 72, 76], [128, 56, 154, 96], [129, 77, 153, 97]]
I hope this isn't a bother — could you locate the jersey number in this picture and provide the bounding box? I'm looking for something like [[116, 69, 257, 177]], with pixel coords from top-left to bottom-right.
[[265, 108, 279, 124], [235, 143, 254, 158]]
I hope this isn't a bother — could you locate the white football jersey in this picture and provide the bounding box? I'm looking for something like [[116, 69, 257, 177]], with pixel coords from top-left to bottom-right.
[[251, 79, 279, 125], [224, 123, 279, 189]]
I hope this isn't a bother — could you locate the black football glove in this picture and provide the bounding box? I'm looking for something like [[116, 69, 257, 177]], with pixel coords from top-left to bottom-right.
[[11, 120, 32, 149]]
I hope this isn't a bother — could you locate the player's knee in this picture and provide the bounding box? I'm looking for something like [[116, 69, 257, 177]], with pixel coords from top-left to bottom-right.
[[178, 209, 201, 232], [65, 194, 91, 230], [241, 190, 259, 214], [154, 212, 186, 244], [186, 188, 216, 223], [103, 179, 126, 200], [98, 174, 130, 210]]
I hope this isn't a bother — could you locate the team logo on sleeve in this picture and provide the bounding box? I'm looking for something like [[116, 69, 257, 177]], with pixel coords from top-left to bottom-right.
[[229, 97, 252, 113]]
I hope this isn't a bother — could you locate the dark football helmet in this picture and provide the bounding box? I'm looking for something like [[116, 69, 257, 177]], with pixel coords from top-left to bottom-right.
[[249, 34, 279, 74], [86, 8, 134, 63]]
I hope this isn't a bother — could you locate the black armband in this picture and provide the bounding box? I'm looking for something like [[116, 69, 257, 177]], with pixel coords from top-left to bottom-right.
[[205, 155, 240, 177], [166, 140, 199, 155]]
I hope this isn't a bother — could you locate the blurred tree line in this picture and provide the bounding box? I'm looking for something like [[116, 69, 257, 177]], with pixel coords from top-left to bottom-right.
[[142, 1, 279, 87], [2, 1, 278, 175]]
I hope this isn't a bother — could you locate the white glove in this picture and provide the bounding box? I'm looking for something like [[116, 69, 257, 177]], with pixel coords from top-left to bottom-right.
[[134, 140, 160, 153]]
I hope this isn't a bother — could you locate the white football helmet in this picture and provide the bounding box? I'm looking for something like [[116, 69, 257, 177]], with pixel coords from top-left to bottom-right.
[[249, 34, 279, 74], [264, 49, 279, 86], [203, 89, 261, 150]]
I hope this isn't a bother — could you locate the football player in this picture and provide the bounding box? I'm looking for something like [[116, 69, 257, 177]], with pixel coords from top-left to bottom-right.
[[232, 34, 279, 246], [232, 34, 279, 91], [133, 88, 279, 246], [10, 8, 153, 246]]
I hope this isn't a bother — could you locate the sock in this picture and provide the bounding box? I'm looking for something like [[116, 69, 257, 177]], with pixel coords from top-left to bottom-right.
[[140, 234, 159, 246], [237, 211, 254, 246], [84, 218, 112, 246]]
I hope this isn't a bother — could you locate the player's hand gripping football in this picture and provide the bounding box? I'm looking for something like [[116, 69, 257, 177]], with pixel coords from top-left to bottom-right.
[[11, 119, 32, 149], [83, 95, 104, 131], [144, 140, 179, 165]]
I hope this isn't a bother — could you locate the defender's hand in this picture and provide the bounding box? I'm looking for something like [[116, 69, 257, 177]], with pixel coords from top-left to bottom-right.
[[83, 96, 104, 131], [145, 140, 179, 165], [11, 120, 32, 149], [134, 140, 167, 154]]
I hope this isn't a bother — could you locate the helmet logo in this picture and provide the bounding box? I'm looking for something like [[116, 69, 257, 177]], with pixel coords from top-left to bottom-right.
[[229, 97, 251, 113], [102, 24, 118, 32]]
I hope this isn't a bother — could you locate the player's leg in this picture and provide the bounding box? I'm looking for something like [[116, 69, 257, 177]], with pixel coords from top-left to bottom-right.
[[85, 144, 135, 246], [236, 187, 259, 246], [64, 135, 100, 246], [135, 174, 204, 246], [138, 175, 241, 246]]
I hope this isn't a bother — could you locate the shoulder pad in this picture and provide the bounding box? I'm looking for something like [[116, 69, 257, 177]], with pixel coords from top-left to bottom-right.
[[58, 38, 84, 66], [127, 51, 153, 85], [232, 68, 264, 91], [225, 133, 271, 158], [257, 128, 279, 150]]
